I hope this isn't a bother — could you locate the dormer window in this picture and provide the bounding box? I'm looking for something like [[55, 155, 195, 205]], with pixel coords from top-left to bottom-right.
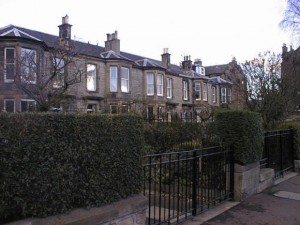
[[196, 66, 205, 75]]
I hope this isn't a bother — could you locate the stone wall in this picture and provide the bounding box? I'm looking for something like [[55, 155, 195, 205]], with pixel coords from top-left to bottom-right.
[[5, 194, 148, 225]]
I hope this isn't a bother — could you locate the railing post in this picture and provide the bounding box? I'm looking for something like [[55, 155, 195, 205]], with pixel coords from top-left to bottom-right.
[[192, 150, 198, 216]]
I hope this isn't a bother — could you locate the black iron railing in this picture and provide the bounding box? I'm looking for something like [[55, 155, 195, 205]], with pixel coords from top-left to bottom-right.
[[261, 129, 294, 178], [143, 146, 234, 225]]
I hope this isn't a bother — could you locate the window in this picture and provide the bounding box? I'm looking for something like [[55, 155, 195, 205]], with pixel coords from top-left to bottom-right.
[[110, 66, 118, 92], [221, 87, 226, 103], [183, 81, 188, 100], [147, 106, 154, 120], [21, 100, 36, 112], [212, 86, 216, 103], [203, 83, 207, 101], [157, 74, 163, 96], [228, 88, 232, 103], [87, 64, 96, 91], [21, 48, 36, 83], [110, 104, 118, 113], [4, 48, 15, 82], [147, 72, 154, 95], [195, 81, 201, 100], [4, 99, 15, 112], [87, 104, 97, 113], [166, 78, 172, 99], [121, 67, 129, 93], [121, 104, 130, 113], [53, 58, 64, 88]]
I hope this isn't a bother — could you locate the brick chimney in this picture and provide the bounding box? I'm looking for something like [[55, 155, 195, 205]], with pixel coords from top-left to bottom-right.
[[182, 55, 192, 71], [105, 31, 120, 53], [161, 48, 171, 68], [58, 15, 72, 40]]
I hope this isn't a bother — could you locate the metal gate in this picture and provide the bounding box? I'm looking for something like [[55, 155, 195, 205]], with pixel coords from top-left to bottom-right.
[[143, 146, 234, 225], [261, 129, 294, 178]]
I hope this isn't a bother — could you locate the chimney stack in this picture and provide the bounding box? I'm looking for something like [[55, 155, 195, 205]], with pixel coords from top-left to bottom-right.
[[58, 14, 72, 40], [105, 31, 120, 53], [161, 48, 171, 68], [282, 43, 288, 54], [182, 55, 192, 71]]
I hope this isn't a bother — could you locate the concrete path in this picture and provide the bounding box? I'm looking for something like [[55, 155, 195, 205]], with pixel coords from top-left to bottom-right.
[[182, 172, 300, 225]]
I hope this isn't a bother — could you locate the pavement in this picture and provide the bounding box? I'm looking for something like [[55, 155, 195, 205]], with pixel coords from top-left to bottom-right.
[[182, 172, 300, 225]]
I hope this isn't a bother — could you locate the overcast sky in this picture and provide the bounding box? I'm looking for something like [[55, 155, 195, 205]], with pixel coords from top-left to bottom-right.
[[0, 0, 294, 66]]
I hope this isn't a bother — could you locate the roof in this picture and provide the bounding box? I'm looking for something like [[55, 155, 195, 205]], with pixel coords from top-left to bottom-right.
[[205, 64, 228, 75], [0, 24, 233, 83]]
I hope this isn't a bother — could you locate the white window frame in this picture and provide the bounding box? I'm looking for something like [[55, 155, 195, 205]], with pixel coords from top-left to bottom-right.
[[4, 47, 15, 83], [4, 99, 15, 112], [53, 58, 65, 88], [203, 83, 207, 101], [110, 66, 118, 92], [157, 73, 164, 96], [121, 67, 129, 93], [20, 99, 36, 112], [87, 64, 97, 91], [183, 81, 188, 100], [147, 72, 154, 96], [166, 78, 172, 99], [195, 81, 201, 100], [221, 87, 227, 103], [212, 86, 216, 103], [21, 48, 37, 84]]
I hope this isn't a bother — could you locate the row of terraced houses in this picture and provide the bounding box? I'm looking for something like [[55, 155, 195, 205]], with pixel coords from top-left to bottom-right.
[[0, 15, 247, 120]]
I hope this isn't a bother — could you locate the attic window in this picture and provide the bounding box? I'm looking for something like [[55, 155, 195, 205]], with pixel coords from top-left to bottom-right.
[[195, 66, 205, 75]]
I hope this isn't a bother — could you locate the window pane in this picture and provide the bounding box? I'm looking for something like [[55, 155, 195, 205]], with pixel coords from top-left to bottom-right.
[[110, 66, 118, 92], [87, 64, 96, 91], [5, 48, 15, 81], [53, 58, 64, 88], [21, 48, 36, 83], [5, 100, 15, 112], [147, 73, 154, 95], [121, 67, 129, 92], [167, 78, 172, 98], [195, 82, 201, 99], [203, 83, 207, 101], [21, 100, 36, 112], [157, 74, 163, 96]]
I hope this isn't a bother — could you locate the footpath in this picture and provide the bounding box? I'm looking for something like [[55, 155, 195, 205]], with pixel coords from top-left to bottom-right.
[[183, 173, 300, 225]]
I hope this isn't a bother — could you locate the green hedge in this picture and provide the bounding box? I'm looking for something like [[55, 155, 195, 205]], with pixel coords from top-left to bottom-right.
[[215, 110, 264, 165], [144, 122, 204, 154], [279, 122, 300, 160], [0, 113, 144, 223]]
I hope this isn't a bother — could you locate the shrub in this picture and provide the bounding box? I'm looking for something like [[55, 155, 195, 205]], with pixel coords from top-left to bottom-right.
[[215, 110, 264, 165], [0, 113, 144, 223]]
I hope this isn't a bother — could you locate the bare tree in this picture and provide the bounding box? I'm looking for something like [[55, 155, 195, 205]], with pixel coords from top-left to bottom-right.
[[241, 51, 297, 128], [280, 0, 300, 43], [14, 41, 85, 111]]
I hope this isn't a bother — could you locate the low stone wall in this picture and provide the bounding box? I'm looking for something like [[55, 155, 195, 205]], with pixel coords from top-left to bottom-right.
[[234, 162, 275, 201], [5, 194, 148, 225], [234, 162, 260, 201]]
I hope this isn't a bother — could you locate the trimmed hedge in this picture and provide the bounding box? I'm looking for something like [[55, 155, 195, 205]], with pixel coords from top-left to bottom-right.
[[279, 122, 300, 160], [215, 110, 264, 165], [0, 113, 144, 223]]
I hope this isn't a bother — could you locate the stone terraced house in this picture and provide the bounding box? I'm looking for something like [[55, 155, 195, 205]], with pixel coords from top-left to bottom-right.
[[0, 15, 246, 120]]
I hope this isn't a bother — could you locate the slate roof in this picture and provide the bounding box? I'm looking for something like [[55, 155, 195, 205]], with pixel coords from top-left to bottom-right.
[[205, 64, 228, 75], [0, 24, 231, 85]]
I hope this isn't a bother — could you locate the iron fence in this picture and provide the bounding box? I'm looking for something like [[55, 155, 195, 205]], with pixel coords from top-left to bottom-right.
[[143, 146, 234, 225], [261, 129, 294, 178]]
